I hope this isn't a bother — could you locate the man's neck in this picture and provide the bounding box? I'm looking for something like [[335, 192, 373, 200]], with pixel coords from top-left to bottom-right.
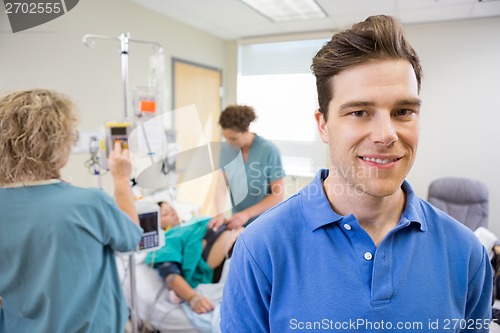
[[323, 176, 406, 246]]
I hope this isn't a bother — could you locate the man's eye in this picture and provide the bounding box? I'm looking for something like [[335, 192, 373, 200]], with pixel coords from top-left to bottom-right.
[[351, 111, 366, 117], [395, 109, 413, 116]]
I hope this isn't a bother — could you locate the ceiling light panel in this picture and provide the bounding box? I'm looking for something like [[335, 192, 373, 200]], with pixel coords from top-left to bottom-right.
[[240, 0, 327, 23]]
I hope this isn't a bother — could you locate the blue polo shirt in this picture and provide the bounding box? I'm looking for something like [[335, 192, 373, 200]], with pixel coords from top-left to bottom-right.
[[221, 169, 492, 332]]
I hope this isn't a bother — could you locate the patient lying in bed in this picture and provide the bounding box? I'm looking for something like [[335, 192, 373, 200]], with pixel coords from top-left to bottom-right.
[[145, 202, 242, 314], [117, 201, 243, 333]]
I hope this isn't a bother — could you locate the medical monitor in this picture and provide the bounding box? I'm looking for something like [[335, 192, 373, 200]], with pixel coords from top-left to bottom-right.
[[135, 200, 165, 252]]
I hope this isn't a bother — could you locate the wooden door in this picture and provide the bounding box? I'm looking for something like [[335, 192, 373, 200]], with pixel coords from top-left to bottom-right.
[[172, 59, 222, 216]]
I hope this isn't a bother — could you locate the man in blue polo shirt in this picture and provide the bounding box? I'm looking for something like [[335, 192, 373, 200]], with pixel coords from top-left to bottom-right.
[[220, 15, 492, 333]]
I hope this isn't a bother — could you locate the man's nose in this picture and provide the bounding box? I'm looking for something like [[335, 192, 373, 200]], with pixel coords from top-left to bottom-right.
[[371, 114, 398, 146]]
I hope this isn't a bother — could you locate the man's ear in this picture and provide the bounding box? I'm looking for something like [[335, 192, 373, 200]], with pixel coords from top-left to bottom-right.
[[314, 109, 329, 143]]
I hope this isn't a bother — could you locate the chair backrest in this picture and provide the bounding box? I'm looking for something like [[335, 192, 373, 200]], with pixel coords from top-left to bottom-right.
[[427, 177, 489, 231]]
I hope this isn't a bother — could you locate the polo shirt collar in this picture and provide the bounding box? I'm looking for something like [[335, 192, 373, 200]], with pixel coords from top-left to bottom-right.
[[300, 169, 344, 231], [400, 180, 428, 231], [300, 169, 427, 232]]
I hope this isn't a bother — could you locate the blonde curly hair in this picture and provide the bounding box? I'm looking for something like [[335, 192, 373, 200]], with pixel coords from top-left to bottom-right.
[[0, 89, 79, 185]]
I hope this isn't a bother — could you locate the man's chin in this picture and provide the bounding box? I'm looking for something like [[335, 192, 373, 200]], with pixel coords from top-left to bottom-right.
[[359, 179, 404, 198]]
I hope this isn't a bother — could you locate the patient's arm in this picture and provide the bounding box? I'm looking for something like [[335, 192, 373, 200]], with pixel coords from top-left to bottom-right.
[[166, 274, 214, 314], [205, 227, 244, 269]]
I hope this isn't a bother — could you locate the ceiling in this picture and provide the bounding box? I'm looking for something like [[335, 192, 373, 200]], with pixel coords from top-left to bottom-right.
[[129, 0, 500, 40]]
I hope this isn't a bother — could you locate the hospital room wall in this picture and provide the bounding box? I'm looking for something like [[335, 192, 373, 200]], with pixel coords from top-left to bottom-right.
[[402, 17, 500, 236], [1, 2, 500, 237], [0, 0, 238, 193], [281, 17, 500, 237]]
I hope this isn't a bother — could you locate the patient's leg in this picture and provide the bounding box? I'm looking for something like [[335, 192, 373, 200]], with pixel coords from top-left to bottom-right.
[[205, 227, 243, 269]]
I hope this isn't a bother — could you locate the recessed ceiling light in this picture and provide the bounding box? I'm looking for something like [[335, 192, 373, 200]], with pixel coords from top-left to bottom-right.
[[240, 0, 327, 23]]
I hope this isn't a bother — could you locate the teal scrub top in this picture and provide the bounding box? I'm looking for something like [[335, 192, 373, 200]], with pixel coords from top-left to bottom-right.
[[221, 134, 284, 224], [0, 181, 143, 333]]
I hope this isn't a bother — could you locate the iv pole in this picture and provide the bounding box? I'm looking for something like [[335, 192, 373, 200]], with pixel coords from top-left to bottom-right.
[[82, 32, 164, 333]]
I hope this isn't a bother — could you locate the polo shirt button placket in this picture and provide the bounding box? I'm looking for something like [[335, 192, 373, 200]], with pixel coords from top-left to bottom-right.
[[343, 223, 352, 230]]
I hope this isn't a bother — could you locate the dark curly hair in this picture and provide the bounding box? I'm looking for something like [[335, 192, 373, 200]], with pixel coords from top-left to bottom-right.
[[218, 105, 257, 132]]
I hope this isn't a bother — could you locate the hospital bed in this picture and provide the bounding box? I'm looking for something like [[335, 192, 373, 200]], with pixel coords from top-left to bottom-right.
[[116, 197, 227, 333], [116, 252, 228, 333]]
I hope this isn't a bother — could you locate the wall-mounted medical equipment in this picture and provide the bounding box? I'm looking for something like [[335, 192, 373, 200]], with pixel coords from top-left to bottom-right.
[[104, 121, 133, 153], [133, 86, 159, 119], [93, 121, 133, 171]]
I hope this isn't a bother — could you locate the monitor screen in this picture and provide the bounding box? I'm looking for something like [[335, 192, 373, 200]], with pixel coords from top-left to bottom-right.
[[139, 212, 158, 232], [138, 211, 160, 251], [111, 126, 128, 135]]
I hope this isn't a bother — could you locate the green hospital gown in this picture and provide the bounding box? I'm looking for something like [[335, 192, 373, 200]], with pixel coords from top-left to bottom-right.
[[145, 217, 213, 288]]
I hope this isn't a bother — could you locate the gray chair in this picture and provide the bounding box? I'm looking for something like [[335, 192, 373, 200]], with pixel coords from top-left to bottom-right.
[[427, 177, 489, 231]]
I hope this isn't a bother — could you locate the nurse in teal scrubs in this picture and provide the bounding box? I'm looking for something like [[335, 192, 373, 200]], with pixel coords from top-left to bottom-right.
[[208, 105, 285, 230]]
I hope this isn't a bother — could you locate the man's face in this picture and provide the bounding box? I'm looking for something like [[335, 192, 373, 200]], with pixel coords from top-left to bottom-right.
[[315, 59, 421, 198]]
